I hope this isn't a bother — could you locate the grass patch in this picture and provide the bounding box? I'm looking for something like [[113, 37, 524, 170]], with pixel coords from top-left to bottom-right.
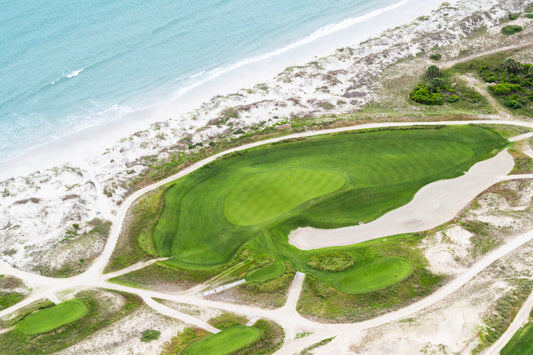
[[208, 313, 247, 329], [501, 25, 523, 35], [183, 325, 262, 355], [105, 187, 166, 272], [141, 329, 161, 342], [0, 292, 25, 310], [300, 337, 335, 355], [16, 299, 88, 335], [0, 290, 142, 355], [509, 148, 533, 174]]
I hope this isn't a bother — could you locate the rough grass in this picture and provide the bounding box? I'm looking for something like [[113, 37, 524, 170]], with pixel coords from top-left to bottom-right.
[[307, 252, 355, 272], [183, 325, 262, 355], [509, 148, 533, 174], [246, 261, 286, 282], [16, 299, 88, 335], [0, 292, 25, 310]]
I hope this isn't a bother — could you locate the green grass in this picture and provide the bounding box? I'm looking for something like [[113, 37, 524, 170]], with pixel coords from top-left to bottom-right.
[[0, 290, 142, 355], [224, 169, 345, 226], [0, 292, 25, 310], [183, 325, 262, 355], [246, 261, 286, 282], [327, 257, 412, 294], [502, 314, 533, 355], [501, 25, 523, 35], [16, 300, 88, 335], [146, 125, 506, 294]]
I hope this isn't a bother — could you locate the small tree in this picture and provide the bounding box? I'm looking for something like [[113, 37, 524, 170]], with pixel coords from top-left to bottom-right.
[[426, 65, 441, 78], [503, 58, 522, 74]]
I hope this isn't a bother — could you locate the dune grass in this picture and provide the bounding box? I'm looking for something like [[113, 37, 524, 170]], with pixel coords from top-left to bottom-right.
[[16, 300, 87, 335], [183, 325, 262, 355], [140, 126, 506, 294]]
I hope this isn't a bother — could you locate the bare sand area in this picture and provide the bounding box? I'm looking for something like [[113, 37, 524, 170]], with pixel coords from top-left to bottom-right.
[[289, 149, 514, 250]]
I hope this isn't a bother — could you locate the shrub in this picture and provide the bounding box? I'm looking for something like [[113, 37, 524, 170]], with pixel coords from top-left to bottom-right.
[[307, 252, 355, 272], [409, 84, 444, 105], [489, 82, 521, 95], [447, 95, 460, 103], [429, 53, 442, 61], [526, 14, 533, 19], [505, 98, 522, 109], [141, 329, 161, 342], [508, 13, 519, 20], [426, 65, 441, 78], [501, 25, 523, 35]]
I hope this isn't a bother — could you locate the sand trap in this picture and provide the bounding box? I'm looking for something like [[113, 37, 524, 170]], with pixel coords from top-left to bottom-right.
[[289, 150, 514, 250]]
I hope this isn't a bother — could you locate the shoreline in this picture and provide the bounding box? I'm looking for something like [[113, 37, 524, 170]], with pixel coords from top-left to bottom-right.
[[0, 0, 450, 181]]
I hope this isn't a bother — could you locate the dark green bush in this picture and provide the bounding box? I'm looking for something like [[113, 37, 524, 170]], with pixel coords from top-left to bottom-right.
[[429, 53, 442, 61], [141, 329, 161, 342], [409, 84, 444, 105], [501, 25, 523, 35], [426, 65, 441, 78]]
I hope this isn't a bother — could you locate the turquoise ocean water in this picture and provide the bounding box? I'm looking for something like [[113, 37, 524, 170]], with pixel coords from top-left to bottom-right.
[[0, 0, 400, 162]]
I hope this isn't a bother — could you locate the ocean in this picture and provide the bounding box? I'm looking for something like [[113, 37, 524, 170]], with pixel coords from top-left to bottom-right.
[[0, 0, 402, 163]]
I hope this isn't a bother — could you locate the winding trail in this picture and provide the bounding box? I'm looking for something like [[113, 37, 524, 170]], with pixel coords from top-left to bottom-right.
[[2, 119, 533, 354]]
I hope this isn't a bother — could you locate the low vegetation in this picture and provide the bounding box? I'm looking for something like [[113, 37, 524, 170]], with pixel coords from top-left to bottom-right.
[[453, 55, 533, 117], [409, 65, 482, 106], [307, 252, 354, 272], [141, 329, 161, 342], [501, 25, 523, 35], [183, 325, 262, 355], [475, 279, 533, 353]]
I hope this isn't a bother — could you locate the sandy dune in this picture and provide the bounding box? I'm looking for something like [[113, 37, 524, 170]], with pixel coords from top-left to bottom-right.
[[289, 149, 514, 250]]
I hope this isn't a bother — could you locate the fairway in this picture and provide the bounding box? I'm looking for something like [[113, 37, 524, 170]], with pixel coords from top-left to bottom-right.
[[225, 168, 345, 225], [16, 300, 88, 335], [183, 325, 262, 355], [149, 126, 507, 293]]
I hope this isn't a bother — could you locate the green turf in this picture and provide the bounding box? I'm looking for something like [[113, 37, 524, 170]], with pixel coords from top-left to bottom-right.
[[327, 257, 412, 293], [225, 168, 345, 225], [15, 300, 88, 335], [183, 325, 262, 355], [502, 321, 533, 355], [148, 125, 507, 293], [246, 261, 286, 282]]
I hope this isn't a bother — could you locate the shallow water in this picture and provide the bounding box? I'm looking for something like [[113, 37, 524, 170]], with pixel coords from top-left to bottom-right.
[[0, 0, 400, 162]]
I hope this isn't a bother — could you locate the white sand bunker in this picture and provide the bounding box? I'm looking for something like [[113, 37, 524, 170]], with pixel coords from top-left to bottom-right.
[[289, 150, 513, 250]]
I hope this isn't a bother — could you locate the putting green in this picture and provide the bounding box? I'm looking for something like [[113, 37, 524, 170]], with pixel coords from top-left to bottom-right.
[[16, 299, 88, 335], [225, 169, 345, 225], [183, 325, 262, 355], [246, 261, 286, 282]]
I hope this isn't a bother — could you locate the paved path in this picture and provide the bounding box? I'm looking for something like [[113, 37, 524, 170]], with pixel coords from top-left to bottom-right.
[[201, 279, 246, 297]]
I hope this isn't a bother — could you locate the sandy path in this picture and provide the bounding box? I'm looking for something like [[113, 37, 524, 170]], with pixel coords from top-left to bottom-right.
[[460, 74, 512, 119], [290, 149, 514, 250], [441, 42, 533, 70], [485, 290, 533, 355]]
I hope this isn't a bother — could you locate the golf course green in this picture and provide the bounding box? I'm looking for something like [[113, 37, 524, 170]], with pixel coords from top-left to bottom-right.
[[148, 125, 507, 293], [16, 299, 88, 335], [183, 325, 262, 355]]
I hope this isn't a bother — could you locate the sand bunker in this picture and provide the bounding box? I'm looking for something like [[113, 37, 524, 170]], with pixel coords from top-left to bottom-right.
[[289, 150, 514, 250]]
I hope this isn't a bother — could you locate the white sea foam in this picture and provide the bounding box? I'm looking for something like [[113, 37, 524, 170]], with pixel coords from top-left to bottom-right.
[[66, 68, 84, 78]]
